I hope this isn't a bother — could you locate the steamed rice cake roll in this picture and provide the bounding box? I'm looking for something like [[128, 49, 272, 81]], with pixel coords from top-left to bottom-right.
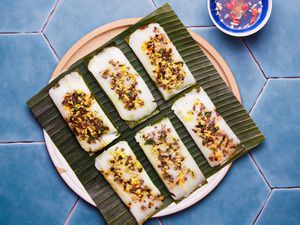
[[49, 72, 119, 152], [95, 141, 164, 224], [88, 47, 157, 122], [135, 118, 206, 200], [172, 88, 241, 167], [129, 23, 196, 100]]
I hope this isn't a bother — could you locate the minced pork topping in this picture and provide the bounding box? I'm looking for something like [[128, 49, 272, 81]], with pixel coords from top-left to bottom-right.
[[62, 90, 109, 144], [142, 123, 196, 188], [142, 26, 186, 93], [102, 147, 163, 210], [101, 60, 144, 110]]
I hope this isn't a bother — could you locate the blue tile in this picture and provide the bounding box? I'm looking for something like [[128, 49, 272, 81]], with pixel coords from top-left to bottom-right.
[[161, 155, 270, 225], [145, 218, 161, 225], [0, 0, 56, 32], [244, 0, 300, 77], [0, 143, 77, 225], [251, 79, 300, 187], [67, 200, 105, 225], [44, 0, 156, 58], [67, 199, 161, 225], [0, 34, 57, 141], [154, 0, 213, 27], [256, 189, 300, 225], [192, 28, 266, 111]]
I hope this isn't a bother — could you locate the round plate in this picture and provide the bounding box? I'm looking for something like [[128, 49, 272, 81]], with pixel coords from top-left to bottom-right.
[[45, 18, 241, 217]]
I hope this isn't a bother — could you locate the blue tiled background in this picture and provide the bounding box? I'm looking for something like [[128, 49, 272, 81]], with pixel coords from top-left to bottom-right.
[[0, 0, 299, 224]]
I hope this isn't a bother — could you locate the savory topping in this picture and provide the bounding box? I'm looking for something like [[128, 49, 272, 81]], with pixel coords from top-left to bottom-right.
[[102, 147, 163, 209], [142, 26, 186, 93], [95, 141, 163, 223], [172, 88, 240, 166], [52, 82, 60, 89], [136, 118, 206, 200], [189, 99, 237, 163], [62, 90, 109, 144], [49, 72, 119, 152], [141, 123, 195, 187], [129, 23, 196, 100], [88, 47, 157, 123], [100, 60, 144, 110]]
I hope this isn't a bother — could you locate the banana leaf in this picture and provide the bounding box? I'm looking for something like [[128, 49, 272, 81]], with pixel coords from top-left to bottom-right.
[[27, 3, 265, 225]]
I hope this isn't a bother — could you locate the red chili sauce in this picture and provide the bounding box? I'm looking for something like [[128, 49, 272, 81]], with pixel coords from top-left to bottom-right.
[[215, 0, 263, 30]]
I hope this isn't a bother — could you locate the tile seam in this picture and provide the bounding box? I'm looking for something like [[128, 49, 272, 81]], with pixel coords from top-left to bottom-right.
[[42, 32, 60, 61], [151, 0, 158, 8], [253, 190, 272, 225], [249, 152, 272, 189], [63, 197, 80, 225], [158, 217, 164, 225], [249, 79, 268, 114], [272, 186, 300, 190], [0, 141, 45, 145], [241, 38, 268, 79], [0, 32, 41, 35], [41, 0, 61, 32], [268, 76, 300, 79]]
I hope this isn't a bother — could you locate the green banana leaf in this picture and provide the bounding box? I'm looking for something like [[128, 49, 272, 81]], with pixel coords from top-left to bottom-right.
[[27, 3, 265, 225]]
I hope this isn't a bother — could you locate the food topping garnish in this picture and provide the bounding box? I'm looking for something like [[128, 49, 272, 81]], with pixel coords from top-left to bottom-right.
[[142, 123, 196, 187], [101, 60, 144, 110], [62, 90, 109, 144], [142, 26, 186, 93], [189, 99, 237, 163], [102, 147, 163, 210]]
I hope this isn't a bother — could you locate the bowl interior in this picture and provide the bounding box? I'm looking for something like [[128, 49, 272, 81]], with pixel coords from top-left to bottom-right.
[[208, 0, 270, 35]]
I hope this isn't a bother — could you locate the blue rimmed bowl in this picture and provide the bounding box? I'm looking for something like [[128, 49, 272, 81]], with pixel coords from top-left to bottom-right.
[[208, 0, 272, 37]]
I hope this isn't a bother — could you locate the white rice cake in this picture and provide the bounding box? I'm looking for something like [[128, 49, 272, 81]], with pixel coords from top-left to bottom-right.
[[49, 72, 119, 152], [172, 88, 240, 167], [135, 118, 206, 200], [129, 23, 196, 100], [95, 141, 163, 224], [88, 47, 157, 121]]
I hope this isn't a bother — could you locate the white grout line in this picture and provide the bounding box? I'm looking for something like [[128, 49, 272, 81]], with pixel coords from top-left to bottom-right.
[[248, 152, 272, 189], [249, 79, 268, 115], [0, 141, 45, 145], [158, 217, 164, 225], [63, 197, 80, 225], [241, 38, 268, 79], [42, 32, 60, 61], [253, 190, 272, 225], [272, 187, 300, 190], [268, 76, 300, 79], [151, 0, 158, 8], [41, 0, 61, 32], [0, 31, 41, 35]]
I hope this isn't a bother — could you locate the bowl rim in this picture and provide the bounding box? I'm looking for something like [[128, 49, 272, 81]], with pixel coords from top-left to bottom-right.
[[207, 0, 273, 37]]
